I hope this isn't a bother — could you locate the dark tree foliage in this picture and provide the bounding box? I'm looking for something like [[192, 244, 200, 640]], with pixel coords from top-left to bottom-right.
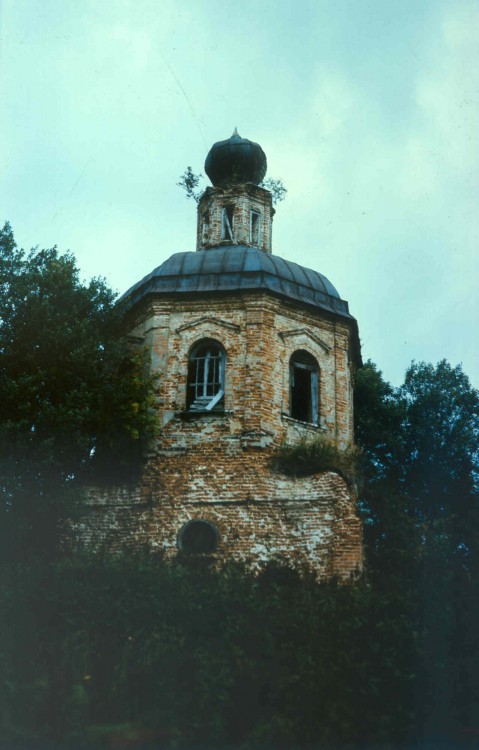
[[0, 222, 156, 559], [353, 360, 404, 480], [399, 361, 479, 526], [2, 217, 479, 749], [355, 359, 479, 563], [396, 362, 479, 737], [354, 359, 479, 738], [0, 559, 418, 750]]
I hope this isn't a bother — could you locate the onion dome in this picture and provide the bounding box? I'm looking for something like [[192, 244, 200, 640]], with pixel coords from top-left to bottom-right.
[[204, 129, 267, 187]]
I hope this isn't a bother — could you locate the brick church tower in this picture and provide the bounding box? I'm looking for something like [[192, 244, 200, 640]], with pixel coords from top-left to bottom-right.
[[80, 131, 363, 579]]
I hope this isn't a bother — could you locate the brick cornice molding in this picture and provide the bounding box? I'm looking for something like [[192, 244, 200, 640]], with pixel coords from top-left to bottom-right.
[[278, 328, 331, 354], [176, 316, 241, 335]]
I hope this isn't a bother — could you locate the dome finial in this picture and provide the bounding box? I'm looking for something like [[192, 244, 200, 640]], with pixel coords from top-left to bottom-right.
[[232, 126, 239, 137]]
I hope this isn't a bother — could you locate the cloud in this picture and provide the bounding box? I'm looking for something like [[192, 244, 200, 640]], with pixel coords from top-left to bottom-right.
[[1, 0, 477, 388], [271, 2, 479, 384], [413, 3, 479, 175], [312, 72, 357, 140]]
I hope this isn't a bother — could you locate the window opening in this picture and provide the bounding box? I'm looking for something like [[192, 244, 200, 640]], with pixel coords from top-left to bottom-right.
[[221, 205, 234, 240], [178, 520, 218, 555], [202, 210, 210, 241], [187, 340, 225, 411], [250, 210, 260, 244], [290, 350, 319, 424]]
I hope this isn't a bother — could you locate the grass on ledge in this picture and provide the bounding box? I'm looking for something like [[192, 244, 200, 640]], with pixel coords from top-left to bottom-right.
[[271, 436, 362, 486]]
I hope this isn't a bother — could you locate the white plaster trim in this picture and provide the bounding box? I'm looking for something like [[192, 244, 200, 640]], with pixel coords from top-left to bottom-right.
[[176, 317, 241, 334], [278, 329, 331, 353]]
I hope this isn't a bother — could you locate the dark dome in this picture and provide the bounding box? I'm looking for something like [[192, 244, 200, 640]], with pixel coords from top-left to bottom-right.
[[120, 245, 352, 320], [205, 129, 267, 187]]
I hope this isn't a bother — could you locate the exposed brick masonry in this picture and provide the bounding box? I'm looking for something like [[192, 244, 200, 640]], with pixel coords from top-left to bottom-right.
[[74, 159, 363, 579], [197, 184, 273, 252], [76, 289, 363, 579]]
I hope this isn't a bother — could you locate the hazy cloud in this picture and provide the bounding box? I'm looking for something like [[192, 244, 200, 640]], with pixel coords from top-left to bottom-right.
[[1, 0, 477, 386]]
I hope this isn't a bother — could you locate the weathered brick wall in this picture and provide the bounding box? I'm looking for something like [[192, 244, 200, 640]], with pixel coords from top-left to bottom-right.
[[77, 438, 362, 579], [74, 289, 363, 580], [197, 184, 273, 251], [127, 292, 355, 448]]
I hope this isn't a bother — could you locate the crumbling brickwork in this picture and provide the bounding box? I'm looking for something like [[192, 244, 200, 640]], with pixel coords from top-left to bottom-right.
[[129, 293, 355, 448], [197, 184, 273, 252], [76, 290, 363, 579], [75, 132, 363, 579]]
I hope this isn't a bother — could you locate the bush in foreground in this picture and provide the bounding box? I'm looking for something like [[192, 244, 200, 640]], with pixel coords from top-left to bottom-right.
[[1, 557, 420, 750]]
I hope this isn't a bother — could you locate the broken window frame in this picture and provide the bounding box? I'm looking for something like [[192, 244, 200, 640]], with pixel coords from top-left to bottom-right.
[[289, 350, 320, 425], [221, 205, 234, 241], [187, 339, 226, 412], [250, 210, 261, 245], [202, 210, 210, 242]]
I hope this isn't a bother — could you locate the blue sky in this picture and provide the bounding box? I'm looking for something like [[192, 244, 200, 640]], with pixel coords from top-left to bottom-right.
[[1, 0, 478, 387]]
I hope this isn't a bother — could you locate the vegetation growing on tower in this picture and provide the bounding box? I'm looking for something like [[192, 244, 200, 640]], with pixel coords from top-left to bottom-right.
[[177, 166, 287, 205]]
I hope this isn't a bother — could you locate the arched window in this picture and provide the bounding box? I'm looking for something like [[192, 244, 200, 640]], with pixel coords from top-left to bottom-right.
[[290, 350, 319, 424], [178, 520, 219, 555], [187, 340, 226, 411]]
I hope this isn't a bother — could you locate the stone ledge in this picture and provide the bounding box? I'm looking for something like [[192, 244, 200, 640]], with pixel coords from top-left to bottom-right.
[[175, 410, 235, 420], [281, 414, 327, 432]]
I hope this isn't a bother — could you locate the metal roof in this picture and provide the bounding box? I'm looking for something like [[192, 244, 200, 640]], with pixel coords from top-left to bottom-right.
[[120, 244, 353, 319]]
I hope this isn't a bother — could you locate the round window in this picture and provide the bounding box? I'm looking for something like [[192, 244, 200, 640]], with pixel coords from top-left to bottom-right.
[[178, 520, 219, 555]]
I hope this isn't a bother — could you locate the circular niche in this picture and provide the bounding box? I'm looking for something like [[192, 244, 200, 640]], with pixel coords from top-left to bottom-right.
[[177, 520, 219, 555]]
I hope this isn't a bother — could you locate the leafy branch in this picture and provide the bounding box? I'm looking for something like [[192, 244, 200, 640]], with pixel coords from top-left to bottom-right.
[[176, 167, 205, 204], [177, 168, 287, 206], [259, 177, 287, 205]]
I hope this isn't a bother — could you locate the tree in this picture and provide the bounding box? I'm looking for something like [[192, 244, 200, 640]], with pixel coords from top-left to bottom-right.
[[177, 166, 204, 203], [354, 360, 404, 481], [354, 362, 420, 589], [0, 222, 156, 558], [398, 360, 479, 527], [355, 359, 479, 551], [396, 362, 479, 734], [355, 358, 479, 736]]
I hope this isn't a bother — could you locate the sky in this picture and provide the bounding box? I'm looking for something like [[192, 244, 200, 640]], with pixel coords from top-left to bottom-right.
[[1, 0, 478, 388]]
